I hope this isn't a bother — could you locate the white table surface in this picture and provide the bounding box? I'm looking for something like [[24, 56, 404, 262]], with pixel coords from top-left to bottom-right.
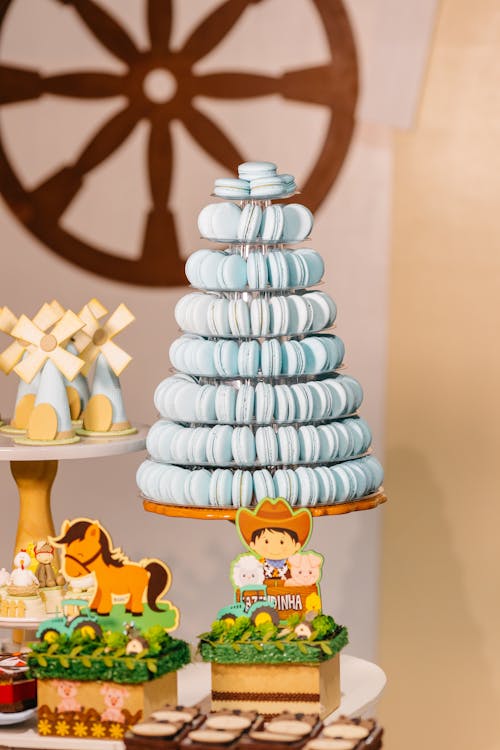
[[0, 427, 147, 462], [0, 655, 386, 749]]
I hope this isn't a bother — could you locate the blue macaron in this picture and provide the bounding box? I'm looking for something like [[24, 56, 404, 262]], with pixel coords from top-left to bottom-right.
[[255, 426, 278, 465], [250, 175, 287, 198], [238, 340, 260, 377], [238, 161, 277, 181], [247, 252, 268, 289], [213, 177, 250, 199], [209, 468, 233, 506], [206, 425, 233, 464], [282, 204, 314, 241], [237, 204, 262, 241], [232, 469, 253, 507], [231, 426, 256, 466], [253, 468, 276, 501], [261, 339, 282, 377], [261, 205, 284, 240], [235, 384, 255, 423], [214, 340, 239, 377]]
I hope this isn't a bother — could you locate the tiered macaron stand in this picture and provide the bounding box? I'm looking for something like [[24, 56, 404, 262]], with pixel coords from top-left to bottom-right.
[[141, 190, 387, 519], [138, 186, 387, 731]]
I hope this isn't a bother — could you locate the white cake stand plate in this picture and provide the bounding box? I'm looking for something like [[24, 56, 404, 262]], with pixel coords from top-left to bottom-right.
[[0, 655, 385, 749]]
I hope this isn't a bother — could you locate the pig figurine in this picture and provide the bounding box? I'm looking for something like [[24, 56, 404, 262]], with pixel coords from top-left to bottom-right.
[[285, 552, 322, 586]]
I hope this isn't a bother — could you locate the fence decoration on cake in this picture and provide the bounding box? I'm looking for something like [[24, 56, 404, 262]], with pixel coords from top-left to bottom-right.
[[0, 0, 358, 286]]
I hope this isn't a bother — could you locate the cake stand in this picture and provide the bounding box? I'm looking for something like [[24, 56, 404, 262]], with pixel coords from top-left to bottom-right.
[[0, 656, 386, 750], [143, 490, 387, 520], [0, 428, 147, 644], [0, 428, 147, 557]]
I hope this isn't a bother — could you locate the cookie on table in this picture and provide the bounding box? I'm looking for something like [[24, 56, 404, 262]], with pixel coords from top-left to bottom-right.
[[304, 717, 382, 750], [125, 704, 203, 750], [240, 712, 322, 750], [182, 710, 258, 750]]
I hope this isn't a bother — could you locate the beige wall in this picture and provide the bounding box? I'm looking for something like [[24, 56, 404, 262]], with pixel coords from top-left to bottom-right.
[[380, 0, 500, 747]]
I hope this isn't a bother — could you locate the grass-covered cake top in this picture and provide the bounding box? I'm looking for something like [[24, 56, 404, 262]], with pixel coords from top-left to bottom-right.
[[199, 613, 348, 664], [28, 625, 190, 684]]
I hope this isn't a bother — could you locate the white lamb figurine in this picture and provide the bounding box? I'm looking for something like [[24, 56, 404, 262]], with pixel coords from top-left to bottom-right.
[[232, 555, 265, 588]]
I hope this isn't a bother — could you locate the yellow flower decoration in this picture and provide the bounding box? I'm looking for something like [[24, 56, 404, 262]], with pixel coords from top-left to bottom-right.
[[91, 722, 106, 738], [55, 719, 69, 736], [38, 719, 52, 736], [109, 723, 125, 739], [305, 592, 321, 613], [73, 721, 88, 737]]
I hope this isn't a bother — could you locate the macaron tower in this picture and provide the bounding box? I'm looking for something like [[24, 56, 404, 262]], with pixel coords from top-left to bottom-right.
[[138, 161, 385, 512]]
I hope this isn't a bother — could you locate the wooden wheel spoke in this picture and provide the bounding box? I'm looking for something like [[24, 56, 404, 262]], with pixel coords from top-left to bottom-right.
[[0, 64, 43, 105], [0, 65, 123, 104], [56, 0, 141, 64], [43, 71, 124, 99], [147, 118, 172, 208], [300, 111, 354, 212], [196, 72, 278, 99], [73, 103, 140, 174], [181, 105, 244, 173], [28, 104, 140, 219], [281, 64, 357, 108], [180, 0, 263, 65], [141, 121, 183, 276], [147, 0, 172, 56]]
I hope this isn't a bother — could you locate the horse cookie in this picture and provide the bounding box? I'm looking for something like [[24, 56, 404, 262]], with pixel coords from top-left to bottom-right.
[[53, 518, 179, 629]]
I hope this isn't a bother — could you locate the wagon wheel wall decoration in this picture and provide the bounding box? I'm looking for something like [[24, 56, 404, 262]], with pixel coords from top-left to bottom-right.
[[0, 0, 358, 287]]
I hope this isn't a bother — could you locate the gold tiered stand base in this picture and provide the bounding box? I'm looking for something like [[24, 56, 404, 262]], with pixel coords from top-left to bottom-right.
[[143, 489, 387, 520]]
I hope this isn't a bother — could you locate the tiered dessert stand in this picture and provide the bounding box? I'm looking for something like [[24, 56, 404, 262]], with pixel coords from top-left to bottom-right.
[[141, 190, 387, 518], [0, 185, 387, 748], [136, 182, 387, 738], [0, 428, 147, 745]]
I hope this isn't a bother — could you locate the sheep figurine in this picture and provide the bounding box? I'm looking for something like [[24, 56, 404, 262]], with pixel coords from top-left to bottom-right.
[[231, 554, 265, 588]]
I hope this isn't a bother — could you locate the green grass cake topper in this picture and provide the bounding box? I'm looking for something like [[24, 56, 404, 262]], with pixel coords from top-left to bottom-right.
[[219, 497, 324, 625]]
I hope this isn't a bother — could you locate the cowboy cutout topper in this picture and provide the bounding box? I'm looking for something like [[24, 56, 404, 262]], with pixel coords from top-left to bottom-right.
[[52, 518, 179, 632], [219, 498, 323, 623]]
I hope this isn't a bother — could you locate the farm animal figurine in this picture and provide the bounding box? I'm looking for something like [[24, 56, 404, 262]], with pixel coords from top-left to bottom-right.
[[53, 519, 171, 616], [231, 555, 265, 588], [66, 572, 95, 593], [34, 540, 65, 588], [56, 680, 81, 713], [100, 684, 129, 723], [9, 551, 39, 594], [285, 552, 323, 587]]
